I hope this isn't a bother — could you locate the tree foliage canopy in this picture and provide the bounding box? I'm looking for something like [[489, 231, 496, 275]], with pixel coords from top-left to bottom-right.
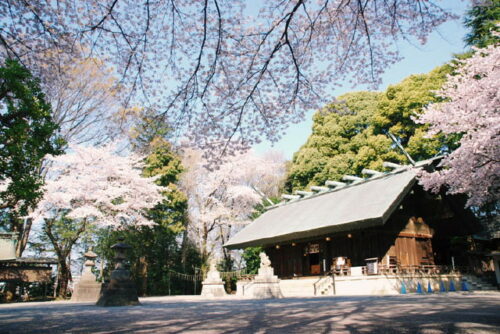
[[0, 60, 62, 213], [45, 57, 125, 146], [180, 148, 284, 265], [0, 59, 62, 244], [286, 91, 390, 191], [464, 0, 500, 47], [30, 143, 165, 297], [241, 247, 263, 275], [286, 65, 457, 193], [143, 139, 188, 234], [373, 64, 458, 161]]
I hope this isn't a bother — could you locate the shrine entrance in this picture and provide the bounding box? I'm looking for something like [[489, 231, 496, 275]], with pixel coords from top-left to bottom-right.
[[307, 243, 321, 275]]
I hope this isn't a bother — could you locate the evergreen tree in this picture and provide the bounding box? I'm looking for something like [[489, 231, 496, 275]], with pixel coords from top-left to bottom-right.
[[0, 59, 63, 256], [286, 65, 458, 192], [286, 91, 396, 192], [373, 64, 458, 161], [241, 247, 263, 274], [464, 0, 500, 48]]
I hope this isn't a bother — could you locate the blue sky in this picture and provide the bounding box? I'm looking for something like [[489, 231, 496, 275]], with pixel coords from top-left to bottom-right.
[[253, 0, 470, 159]]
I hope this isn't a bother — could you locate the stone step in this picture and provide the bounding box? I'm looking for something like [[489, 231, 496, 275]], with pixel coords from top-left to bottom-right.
[[279, 278, 318, 297], [469, 284, 497, 290], [467, 282, 496, 288], [273, 275, 498, 297], [462, 275, 498, 291]]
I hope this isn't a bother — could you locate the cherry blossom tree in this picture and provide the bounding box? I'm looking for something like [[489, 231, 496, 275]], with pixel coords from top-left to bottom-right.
[[31, 143, 165, 297], [0, 1, 456, 157], [416, 42, 500, 207], [180, 148, 285, 267]]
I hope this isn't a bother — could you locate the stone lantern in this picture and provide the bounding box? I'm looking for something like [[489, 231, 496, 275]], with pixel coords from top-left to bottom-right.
[[96, 238, 139, 306], [82, 249, 98, 280], [71, 248, 102, 302]]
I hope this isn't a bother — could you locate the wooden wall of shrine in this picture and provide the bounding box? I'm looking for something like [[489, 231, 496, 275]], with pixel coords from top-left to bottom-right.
[[265, 218, 435, 278]]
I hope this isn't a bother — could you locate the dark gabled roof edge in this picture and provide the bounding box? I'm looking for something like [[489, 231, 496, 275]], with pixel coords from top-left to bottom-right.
[[380, 177, 417, 224]]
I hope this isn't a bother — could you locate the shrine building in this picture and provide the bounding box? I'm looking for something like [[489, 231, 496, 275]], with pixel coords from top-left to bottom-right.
[[225, 158, 478, 279]]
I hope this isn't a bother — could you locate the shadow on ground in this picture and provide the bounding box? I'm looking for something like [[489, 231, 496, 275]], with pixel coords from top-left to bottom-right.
[[0, 294, 499, 333]]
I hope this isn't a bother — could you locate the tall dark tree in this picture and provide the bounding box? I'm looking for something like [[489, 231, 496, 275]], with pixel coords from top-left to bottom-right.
[[0, 59, 62, 256], [129, 109, 172, 154], [464, 0, 500, 47]]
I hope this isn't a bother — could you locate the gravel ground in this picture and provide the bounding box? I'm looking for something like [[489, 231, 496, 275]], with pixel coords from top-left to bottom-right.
[[0, 292, 499, 333]]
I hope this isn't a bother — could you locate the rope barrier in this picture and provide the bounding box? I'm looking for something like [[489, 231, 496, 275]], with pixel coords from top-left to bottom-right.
[[167, 268, 255, 282], [219, 269, 254, 279], [168, 270, 203, 282]]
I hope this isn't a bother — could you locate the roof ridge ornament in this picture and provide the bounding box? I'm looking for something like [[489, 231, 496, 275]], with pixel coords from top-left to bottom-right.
[[383, 161, 404, 169], [281, 194, 301, 201], [310, 186, 329, 192], [295, 190, 313, 197], [260, 157, 442, 213], [361, 169, 384, 178], [342, 175, 364, 184], [325, 180, 346, 188], [387, 132, 416, 166]]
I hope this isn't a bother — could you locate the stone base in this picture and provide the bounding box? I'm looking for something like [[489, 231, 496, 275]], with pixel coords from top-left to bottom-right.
[[243, 264, 283, 298], [236, 280, 250, 296], [200, 282, 227, 297], [251, 281, 283, 299], [254, 275, 279, 284], [96, 269, 140, 307], [71, 281, 102, 302]]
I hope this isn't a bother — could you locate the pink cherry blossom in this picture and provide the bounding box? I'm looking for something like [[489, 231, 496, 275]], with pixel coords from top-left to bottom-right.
[[0, 1, 455, 159], [31, 143, 166, 228], [180, 148, 285, 260], [416, 41, 500, 207]]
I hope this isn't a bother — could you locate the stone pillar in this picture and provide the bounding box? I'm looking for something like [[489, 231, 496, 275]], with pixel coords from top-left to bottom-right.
[[96, 238, 140, 306], [71, 248, 102, 302], [200, 259, 227, 297], [251, 252, 283, 299]]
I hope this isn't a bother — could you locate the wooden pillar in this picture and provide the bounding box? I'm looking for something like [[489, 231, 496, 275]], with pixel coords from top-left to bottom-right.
[[325, 240, 331, 272]]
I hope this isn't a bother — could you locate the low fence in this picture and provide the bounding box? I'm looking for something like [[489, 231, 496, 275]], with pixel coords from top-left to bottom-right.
[[167, 269, 255, 282], [167, 268, 255, 295], [333, 265, 477, 277]]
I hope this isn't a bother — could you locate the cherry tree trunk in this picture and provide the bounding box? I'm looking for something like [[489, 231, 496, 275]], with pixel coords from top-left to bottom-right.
[[138, 256, 148, 296], [56, 260, 72, 298]]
